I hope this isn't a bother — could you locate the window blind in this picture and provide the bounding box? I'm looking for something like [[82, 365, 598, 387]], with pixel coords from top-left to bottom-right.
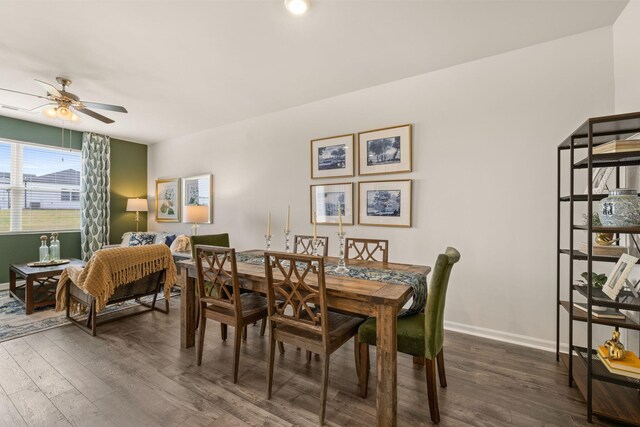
[[0, 139, 82, 233]]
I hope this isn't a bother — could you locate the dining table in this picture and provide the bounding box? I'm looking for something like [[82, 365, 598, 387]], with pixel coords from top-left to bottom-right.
[[176, 249, 430, 427]]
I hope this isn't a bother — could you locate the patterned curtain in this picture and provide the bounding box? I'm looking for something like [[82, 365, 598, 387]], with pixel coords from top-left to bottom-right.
[[81, 132, 111, 261]]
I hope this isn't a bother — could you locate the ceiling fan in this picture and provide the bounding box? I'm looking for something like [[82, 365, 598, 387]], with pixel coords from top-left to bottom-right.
[[0, 77, 127, 124]]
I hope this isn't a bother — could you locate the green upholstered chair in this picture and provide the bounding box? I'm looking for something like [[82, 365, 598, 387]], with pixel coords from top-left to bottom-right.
[[190, 233, 230, 258], [355, 247, 460, 424]]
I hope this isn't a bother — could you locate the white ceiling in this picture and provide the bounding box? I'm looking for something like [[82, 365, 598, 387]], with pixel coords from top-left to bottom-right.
[[0, 0, 629, 144]]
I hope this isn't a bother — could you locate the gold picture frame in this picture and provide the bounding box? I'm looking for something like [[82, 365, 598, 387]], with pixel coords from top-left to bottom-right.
[[358, 179, 412, 227], [310, 133, 355, 179], [358, 124, 412, 176], [310, 182, 354, 225], [155, 178, 181, 223]]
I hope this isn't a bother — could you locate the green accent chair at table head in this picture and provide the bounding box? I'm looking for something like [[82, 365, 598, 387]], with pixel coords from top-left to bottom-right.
[[355, 246, 460, 424], [190, 233, 230, 258]]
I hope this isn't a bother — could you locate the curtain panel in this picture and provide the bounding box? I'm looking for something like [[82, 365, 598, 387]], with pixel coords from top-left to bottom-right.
[[81, 132, 110, 261]]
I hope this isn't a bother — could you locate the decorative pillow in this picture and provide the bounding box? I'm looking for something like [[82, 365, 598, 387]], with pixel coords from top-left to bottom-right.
[[128, 232, 156, 247], [165, 234, 177, 248], [170, 234, 191, 253]]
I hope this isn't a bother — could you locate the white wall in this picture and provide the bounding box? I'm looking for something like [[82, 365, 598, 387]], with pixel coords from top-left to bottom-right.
[[148, 27, 615, 350], [614, 0, 640, 113]]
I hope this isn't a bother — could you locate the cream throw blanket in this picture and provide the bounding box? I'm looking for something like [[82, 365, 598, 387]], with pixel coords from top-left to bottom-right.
[[56, 244, 177, 313]]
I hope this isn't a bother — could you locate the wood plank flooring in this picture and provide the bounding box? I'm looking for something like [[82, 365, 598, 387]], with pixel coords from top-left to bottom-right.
[[0, 298, 614, 426]]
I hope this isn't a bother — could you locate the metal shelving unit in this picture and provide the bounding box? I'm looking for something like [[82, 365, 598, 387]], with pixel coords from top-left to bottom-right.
[[557, 111, 640, 425]]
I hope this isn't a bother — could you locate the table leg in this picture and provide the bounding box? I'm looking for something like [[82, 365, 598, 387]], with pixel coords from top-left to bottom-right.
[[180, 267, 196, 349], [9, 270, 16, 297], [376, 303, 398, 427], [25, 277, 34, 315]]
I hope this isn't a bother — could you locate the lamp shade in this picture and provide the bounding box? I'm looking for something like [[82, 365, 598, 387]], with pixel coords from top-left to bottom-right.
[[126, 198, 148, 212], [184, 205, 209, 223]]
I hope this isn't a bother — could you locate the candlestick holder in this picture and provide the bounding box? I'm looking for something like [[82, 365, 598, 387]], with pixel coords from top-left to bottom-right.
[[283, 230, 291, 253], [264, 234, 272, 251], [334, 231, 348, 273], [311, 238, 320, 267]]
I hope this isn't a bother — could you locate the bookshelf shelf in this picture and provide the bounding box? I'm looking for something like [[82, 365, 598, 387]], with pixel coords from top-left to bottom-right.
[[559, 301, 640, 330]]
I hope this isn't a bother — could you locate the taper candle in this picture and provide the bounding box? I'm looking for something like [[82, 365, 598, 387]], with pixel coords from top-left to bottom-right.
[[267, 211, 271, 236], [286, 205, 291, 233], [313, 211, 317, 239], [338, 207, 343, 234]]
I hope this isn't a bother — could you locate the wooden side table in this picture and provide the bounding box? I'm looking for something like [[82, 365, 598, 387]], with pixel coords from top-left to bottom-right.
[[9, 259, 84, 315]]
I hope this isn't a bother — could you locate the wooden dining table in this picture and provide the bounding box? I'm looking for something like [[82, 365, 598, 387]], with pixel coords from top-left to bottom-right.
[[176, 250, 430, 427]]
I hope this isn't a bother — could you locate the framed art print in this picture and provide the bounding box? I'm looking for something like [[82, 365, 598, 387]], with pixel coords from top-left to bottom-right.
[[310, 134, 355, 179], [155, 178, 181, 222], [358, 179, 412, 227], [602, 253, 639, 300], [358, 124, 412, 176], [310, 182, 354, 225], [182, 174, 213, 223]]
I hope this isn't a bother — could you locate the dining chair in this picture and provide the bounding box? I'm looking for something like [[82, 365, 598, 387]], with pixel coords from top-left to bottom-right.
[[355, 247, 460, 424], [293, 235, 329, 257], [195, 245, 269, 383], [345, 238, 388, 263], [264, 251, 365, 424]]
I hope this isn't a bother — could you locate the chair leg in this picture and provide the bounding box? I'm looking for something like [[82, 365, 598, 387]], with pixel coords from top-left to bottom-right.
[[436, 349, 447, 388], [306, 350, 312, 364], [259, 318, 266, 336], [319, 353, 330, 425], [425, 357, 440, 424], [278, 341, 285, 355], [358, 342, 369, 398], [243, 325, 248, 342], [354, 336, 361, 376], [221, 323, 227, 341], [233, 325, 242, 384], [90, 301, 97, 337], [413, 356, 425, 367], [267, 334, 276, 399], [197, 315, 207, 366]]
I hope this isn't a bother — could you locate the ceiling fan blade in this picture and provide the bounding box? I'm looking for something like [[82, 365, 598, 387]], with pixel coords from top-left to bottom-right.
[[34, 79, 62, 97], [0, 87, 50, 100], [0, 103, 37, 113], [81, 101, 127, 113], [30, 103, 57, 112], [75, 107, 115, 124]]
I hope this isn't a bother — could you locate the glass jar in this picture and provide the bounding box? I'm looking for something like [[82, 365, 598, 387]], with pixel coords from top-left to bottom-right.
[[49, 232, 60, 261], [599, 188, 640, 227], [39, 235, 50, 262]]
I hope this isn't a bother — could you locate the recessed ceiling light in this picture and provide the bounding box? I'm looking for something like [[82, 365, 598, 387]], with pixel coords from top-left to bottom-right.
[[284, 0, 310, 15]]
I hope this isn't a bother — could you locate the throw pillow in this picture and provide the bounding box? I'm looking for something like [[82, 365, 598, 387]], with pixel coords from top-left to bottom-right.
[[128, 232, 156, 247], [165, 234, 177, 247]]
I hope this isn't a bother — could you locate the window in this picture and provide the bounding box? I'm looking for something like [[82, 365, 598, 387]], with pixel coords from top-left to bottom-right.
[[0, 140, 82, 233]]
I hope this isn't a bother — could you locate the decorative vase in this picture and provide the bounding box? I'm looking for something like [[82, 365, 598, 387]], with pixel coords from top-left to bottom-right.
[[599, 188, 640, 227]]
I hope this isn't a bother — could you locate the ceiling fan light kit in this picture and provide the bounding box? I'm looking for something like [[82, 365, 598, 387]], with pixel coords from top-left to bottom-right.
[[0, 76, 127, 124], [284, 0, 310, 15]]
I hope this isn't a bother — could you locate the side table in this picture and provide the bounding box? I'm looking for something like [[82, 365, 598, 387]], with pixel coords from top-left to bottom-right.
[[9, 259, 84, 315]]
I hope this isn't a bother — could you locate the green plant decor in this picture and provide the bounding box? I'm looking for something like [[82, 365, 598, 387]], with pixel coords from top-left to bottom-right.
[[578, 272, 607, 289]]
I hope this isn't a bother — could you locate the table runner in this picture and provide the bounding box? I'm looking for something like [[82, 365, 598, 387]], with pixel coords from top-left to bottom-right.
[[235, 252, 426, 317]]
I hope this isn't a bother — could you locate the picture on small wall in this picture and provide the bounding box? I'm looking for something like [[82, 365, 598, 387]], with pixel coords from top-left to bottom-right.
[[358, 124, 412, 176], [310, 134, 355, 179], [310, 182, 354, 225], [155, 178, 181, 223], [182, 174, 213, 223], [358, 179, 412, 227]]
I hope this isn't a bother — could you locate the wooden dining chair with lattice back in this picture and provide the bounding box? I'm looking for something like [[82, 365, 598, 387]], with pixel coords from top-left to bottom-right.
[[264, 251, 365, 424], [355, 247, 460, 424], [345, 238, 388, 263], [195, 245, 269, 383], [293, 235, 329, 257]]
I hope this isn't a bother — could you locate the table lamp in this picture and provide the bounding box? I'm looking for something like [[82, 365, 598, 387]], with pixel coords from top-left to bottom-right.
[[126, 198, 148, 232], [184, 205, 209, 235]]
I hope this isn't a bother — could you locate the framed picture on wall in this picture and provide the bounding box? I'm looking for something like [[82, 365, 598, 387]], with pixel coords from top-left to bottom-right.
[[310, 134, 355, 179], [182, 174, 213, 223], [155, 178, 181, 222], [310, 182, 354, 225], [358, 179, 412, 227], [358, 124, 412, 176]]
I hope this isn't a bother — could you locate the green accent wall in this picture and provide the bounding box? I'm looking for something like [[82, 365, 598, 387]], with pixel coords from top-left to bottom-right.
[[0, 116, 148, 283], [110, 138, 148, 244]]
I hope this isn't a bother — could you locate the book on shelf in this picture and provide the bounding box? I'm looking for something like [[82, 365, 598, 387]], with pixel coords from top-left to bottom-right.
[[572, 303, 626, 319], [578, 242, 626, 257], [593, 139, 640, 155], [597, 346, 640, 378]]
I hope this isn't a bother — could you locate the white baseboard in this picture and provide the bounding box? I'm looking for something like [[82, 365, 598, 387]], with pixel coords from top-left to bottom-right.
[[445, 320, 569, 353], [0, 282, 8, 291]]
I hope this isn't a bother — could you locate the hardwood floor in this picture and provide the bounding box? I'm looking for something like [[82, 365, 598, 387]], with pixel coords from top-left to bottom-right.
[[0, 298, 614, 426]]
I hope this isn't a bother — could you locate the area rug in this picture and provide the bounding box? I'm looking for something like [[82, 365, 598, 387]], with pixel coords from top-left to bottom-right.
[[0, 290, 176, 343]]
